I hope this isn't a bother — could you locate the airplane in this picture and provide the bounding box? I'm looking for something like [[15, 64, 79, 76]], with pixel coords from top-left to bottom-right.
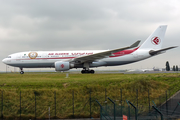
[[127, 67, 162, 72], [2, 25, 177, 74]]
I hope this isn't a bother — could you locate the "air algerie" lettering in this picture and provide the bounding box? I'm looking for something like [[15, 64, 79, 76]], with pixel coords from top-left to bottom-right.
[[48, 52, 93, 56]]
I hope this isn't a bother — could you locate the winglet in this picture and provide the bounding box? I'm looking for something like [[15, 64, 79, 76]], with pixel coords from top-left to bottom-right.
[[130, 40, 141, 48]]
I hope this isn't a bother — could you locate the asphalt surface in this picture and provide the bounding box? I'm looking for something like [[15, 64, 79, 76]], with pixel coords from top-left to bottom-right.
[[95, 71, 180, 74]]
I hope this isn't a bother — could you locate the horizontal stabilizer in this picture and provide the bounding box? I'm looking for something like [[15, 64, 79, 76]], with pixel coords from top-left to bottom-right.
[[149, 46, 178, 56]]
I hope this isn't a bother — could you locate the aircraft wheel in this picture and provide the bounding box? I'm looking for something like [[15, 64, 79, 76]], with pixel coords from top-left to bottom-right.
[[81, 70, 95, 74], [90, 70, 95, 74], [85, 70, 89, 73], [20, 71, 24, 74], [81, 70, 85, 74]]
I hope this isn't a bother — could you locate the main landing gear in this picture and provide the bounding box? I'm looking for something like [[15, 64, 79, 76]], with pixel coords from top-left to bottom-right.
[[20, 68, 24, 74], [81, 62, 95, 74], [81, 69, 95, 74]]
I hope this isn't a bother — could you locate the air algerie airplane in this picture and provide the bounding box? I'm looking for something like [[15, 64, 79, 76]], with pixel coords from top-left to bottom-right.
[[2, 25, 177, 74]]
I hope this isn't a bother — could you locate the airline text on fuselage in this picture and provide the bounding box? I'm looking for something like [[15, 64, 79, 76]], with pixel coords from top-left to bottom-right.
[[48, 52, 93, 56]]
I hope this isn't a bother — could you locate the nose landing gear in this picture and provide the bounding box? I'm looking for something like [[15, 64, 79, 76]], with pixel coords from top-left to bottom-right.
[[20, 71, 24, 74], [20, 68, 24, 74]]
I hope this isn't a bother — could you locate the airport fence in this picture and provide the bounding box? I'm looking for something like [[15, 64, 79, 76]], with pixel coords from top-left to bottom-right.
[[96, 88, 180, 120], [0, 87, 179, 120]]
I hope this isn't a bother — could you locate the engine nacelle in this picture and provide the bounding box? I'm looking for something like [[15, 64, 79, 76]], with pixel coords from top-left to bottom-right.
[[55, 61, 74, 71]]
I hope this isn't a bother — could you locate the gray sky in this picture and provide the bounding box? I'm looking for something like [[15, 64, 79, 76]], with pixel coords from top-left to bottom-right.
[[0, 0, 180, 72]]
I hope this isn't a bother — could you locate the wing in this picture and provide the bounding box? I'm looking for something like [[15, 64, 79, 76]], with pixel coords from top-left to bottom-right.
[[70, 40, 141, 63]]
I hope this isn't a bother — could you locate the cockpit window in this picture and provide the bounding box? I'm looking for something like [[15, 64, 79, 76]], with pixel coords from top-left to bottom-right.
[[7, 56, 11, 58]]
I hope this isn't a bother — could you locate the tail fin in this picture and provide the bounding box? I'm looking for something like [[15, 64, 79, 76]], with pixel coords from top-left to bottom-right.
[[138, 25, 167, 50]]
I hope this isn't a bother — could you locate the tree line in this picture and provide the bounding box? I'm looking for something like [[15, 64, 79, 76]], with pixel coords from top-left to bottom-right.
[[166, 61, 179, 71]]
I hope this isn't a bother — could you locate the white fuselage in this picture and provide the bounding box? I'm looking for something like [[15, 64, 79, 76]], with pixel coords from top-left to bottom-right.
[[2, 48, 151, 69]]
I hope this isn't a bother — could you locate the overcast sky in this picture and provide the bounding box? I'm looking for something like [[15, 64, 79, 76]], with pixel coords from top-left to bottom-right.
[[0, 0, 180, 72]]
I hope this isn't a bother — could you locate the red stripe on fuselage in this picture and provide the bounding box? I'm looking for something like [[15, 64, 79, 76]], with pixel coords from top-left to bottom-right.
[[14, 57, 75, 60], [110, 47, 139, 57]]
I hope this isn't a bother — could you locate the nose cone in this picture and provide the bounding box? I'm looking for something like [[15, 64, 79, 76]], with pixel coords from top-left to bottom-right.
[[2, 58, 7, 64]]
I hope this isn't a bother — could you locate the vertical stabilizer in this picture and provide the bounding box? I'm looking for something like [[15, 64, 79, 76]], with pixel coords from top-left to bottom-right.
[[138, 25, 167, 50]]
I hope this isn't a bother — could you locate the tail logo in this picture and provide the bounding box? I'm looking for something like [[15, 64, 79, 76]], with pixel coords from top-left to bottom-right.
[[151, 37, 161, 45]]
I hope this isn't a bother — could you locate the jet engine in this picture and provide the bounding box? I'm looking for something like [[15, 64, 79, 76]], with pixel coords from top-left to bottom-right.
[[55, 61, 74, 71]]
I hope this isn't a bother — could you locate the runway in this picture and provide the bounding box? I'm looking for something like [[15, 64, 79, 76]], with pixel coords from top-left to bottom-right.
[[95, 71, 180, 74]]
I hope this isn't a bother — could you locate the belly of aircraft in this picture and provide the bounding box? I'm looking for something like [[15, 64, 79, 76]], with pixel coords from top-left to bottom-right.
[[7, 63, 54, 68]]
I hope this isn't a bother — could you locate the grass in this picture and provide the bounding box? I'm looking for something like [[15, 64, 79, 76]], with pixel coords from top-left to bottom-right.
[[0, 72, 180, 119]]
